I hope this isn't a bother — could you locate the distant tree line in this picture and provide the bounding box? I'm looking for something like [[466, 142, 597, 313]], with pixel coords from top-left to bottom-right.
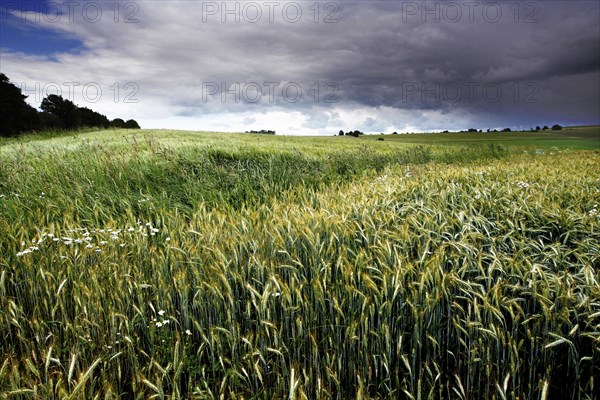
[[338, 130, 365, 137], [0, 73, 140, 137], [245, 130, 275, 135], [483, 124, 562, 133], [337, 125, 564, 136]]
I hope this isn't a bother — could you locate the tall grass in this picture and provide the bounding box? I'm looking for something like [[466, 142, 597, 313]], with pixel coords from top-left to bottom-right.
[[0, 132, 598, 399]]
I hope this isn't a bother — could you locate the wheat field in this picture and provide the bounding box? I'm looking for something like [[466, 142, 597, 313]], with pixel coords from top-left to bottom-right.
[[0, 130, 598, 399]]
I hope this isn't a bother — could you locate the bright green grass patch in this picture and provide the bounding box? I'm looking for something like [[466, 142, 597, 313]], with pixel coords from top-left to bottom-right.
[[0, 134, 509, 226]]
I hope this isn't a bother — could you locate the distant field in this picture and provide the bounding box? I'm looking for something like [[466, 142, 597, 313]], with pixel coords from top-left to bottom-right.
[[362, 125, 600, 150], [2, 125, 598, 153], [0, 128, 598, 399]]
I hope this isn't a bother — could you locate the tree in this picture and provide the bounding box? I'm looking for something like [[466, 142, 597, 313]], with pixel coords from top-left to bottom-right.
[[111, 118, 127, 128], [0, 73, 41, 136], [535, 126, 541, 131], [40, 94, 80, 129], [1, 73, 139, 135], [551, 124, 563, 130], [38, 112, 61, 129], [542, 125, 549, 130], [245, 129, 275, 135], [76, 107, 110, 128], [338, 130, 344, 136], [124, 119, 141, 129], [502, 128, 511, 132]]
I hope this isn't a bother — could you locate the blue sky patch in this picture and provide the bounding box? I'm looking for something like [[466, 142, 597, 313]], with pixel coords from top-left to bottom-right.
[[1, 0, 84, 57]]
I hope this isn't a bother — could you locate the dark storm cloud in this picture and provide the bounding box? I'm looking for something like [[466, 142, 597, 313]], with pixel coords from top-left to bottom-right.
[[3, 0, 598, 132], [308, 1, 600, 114]]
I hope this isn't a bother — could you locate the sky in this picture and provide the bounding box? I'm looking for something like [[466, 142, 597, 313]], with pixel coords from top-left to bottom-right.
[[1, 0, 599, 135]]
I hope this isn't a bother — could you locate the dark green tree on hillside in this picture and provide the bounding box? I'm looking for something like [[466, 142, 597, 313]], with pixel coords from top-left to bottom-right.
[[111, 118, 127, 128], [110, 118, 140, 129], [77, 106, 111, 128], [0, 73, 40, 136], [40, 94, 80, 129], [1, 73, 140, 135], [124, 119, 141, 129]]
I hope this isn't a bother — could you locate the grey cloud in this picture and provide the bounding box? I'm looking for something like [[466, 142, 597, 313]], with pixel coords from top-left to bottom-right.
[[3, 0, 598, 132]]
